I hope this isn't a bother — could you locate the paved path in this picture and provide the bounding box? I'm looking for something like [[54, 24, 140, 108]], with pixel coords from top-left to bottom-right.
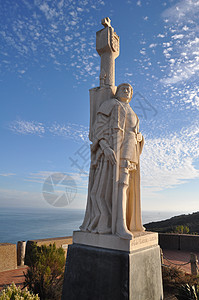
[[163, 249, 199, 273], [0, 266, 28, 291]]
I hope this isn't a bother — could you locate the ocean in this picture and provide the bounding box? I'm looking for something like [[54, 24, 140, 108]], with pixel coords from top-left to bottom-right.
[[0, 207, 186, 244]]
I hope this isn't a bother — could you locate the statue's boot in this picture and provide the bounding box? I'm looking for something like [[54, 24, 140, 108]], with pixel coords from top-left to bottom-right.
[[115, 183, 133, 240]]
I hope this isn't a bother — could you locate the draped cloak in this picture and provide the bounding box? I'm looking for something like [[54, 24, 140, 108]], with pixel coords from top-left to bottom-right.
[[80, 98, 144, 235]]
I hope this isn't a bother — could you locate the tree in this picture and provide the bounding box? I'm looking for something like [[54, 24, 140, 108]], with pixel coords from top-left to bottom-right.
[[24, 243, 65, 300]]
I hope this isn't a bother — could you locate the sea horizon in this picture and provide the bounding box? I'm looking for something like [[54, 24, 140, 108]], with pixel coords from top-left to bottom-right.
[[0, 206, 196, 244]]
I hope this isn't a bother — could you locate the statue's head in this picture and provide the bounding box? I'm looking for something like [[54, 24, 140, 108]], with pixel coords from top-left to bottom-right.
[[115, 83, 133, 103]]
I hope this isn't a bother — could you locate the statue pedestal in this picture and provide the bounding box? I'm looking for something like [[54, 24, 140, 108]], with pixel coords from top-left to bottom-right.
[[62, 231, 163, 300]]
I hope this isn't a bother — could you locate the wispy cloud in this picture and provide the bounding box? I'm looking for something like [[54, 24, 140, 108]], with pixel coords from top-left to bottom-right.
[[141, 121, 199, 193], [9, 119, 89, 142], [25, 171, 88, 193], [0, 0, 105, 84], [2, 119, 199, 210], [0, 173, 16, 177], [9, 120, 45, 136], [160, 1, 199, 84], [162, 0, 199, 21], [28, 126, 199, 197], [155, 0, 199, 111], [49, 122, 88, 142], [0, 186, 87, 209], [8, 118, 199, 195]]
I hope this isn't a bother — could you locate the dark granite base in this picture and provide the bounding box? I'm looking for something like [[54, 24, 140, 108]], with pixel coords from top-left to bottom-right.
[[62, 244, 163, 300]]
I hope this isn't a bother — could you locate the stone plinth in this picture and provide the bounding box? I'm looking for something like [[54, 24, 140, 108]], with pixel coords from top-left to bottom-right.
[[62, 232, 163, 300], [73, 230, 158, 252]]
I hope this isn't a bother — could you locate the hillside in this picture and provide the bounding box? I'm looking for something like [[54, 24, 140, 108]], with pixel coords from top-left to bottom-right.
[[144, 211, 199, 234]]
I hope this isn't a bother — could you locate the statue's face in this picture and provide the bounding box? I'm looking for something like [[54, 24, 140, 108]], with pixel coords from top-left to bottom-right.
[[117, 85, 132, 103]]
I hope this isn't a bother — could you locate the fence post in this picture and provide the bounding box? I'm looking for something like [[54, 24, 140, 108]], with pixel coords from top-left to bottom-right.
[[17, 241, 26, 266], [190, 253, 198, 276], [160, 248, 164, 265]]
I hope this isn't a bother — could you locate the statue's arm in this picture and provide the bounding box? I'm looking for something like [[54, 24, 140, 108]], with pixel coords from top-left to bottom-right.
[[135, 117, 144, 155]]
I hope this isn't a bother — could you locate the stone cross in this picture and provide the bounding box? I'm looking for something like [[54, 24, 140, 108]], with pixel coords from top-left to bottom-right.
[[96, 17, 120, 87]]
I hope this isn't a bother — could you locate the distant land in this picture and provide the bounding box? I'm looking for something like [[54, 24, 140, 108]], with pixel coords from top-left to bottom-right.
[[144, 211, 199, 234]]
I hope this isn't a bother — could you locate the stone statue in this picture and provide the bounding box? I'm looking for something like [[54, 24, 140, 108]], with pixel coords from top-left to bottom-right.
[[80, 83, 145, 239], [62, 19, 163, 300], [80, 18, 145, 240]]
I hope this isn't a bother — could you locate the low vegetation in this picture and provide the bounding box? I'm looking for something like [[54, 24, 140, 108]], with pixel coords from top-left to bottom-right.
[[162, 265, 199, 299], [0, 282, 39, 300]]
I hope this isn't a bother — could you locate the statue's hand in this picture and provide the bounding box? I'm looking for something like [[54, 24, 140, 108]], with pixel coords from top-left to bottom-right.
[[104, 147, 117, 164], [137, 132, 143, 142]]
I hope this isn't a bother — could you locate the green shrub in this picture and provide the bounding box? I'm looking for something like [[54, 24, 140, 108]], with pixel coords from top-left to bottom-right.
[[174, 225, 190, 234], [0, 282, 39, 299], [24, 243, 65, 300]]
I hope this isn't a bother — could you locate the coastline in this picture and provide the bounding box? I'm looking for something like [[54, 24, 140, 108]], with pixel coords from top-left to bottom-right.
[[0, 207, 191, 244]]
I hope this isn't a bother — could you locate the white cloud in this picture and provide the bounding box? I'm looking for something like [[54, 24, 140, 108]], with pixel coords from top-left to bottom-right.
[[0, 0, 105, 84], [58, 0, 64, 9], [149, 43, 157, 48], [18, 70, 26, 74], [65, 35, 73, 41], [137, 0, 141, 7], [141, 121, 199, 193], [26, 121, 199, 208], [140, 49, 146, 55], [7, 117, 199, 197], [160, 0, 199, 100], [169, 58, 175, 64], [171, 34, 184, 39], [0, 173, 16, 177], [26, 171, 88, 190], [157, 34, 165, 38], [9, 119, 89, 142], [77, 7, 84, 12], [48, 122, 89, 142], [39, 3, 58, 20], [182, 25, 189, 31], [162, 0, 199, 22], [9, 120, 45, 136]]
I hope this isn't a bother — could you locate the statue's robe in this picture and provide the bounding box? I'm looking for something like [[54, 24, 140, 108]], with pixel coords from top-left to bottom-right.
[[80, 98, 144, 235]]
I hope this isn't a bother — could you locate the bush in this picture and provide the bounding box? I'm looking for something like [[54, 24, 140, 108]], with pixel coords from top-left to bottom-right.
[[24, 243, 65, 300], [162, 265, 199, 297], [162, 265, 198, 286], [174, 225, 190, 234], [0, 282, 39, 299]]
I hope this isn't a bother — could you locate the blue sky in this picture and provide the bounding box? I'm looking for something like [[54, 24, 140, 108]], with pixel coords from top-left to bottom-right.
[[0, 0, 199, 213]]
